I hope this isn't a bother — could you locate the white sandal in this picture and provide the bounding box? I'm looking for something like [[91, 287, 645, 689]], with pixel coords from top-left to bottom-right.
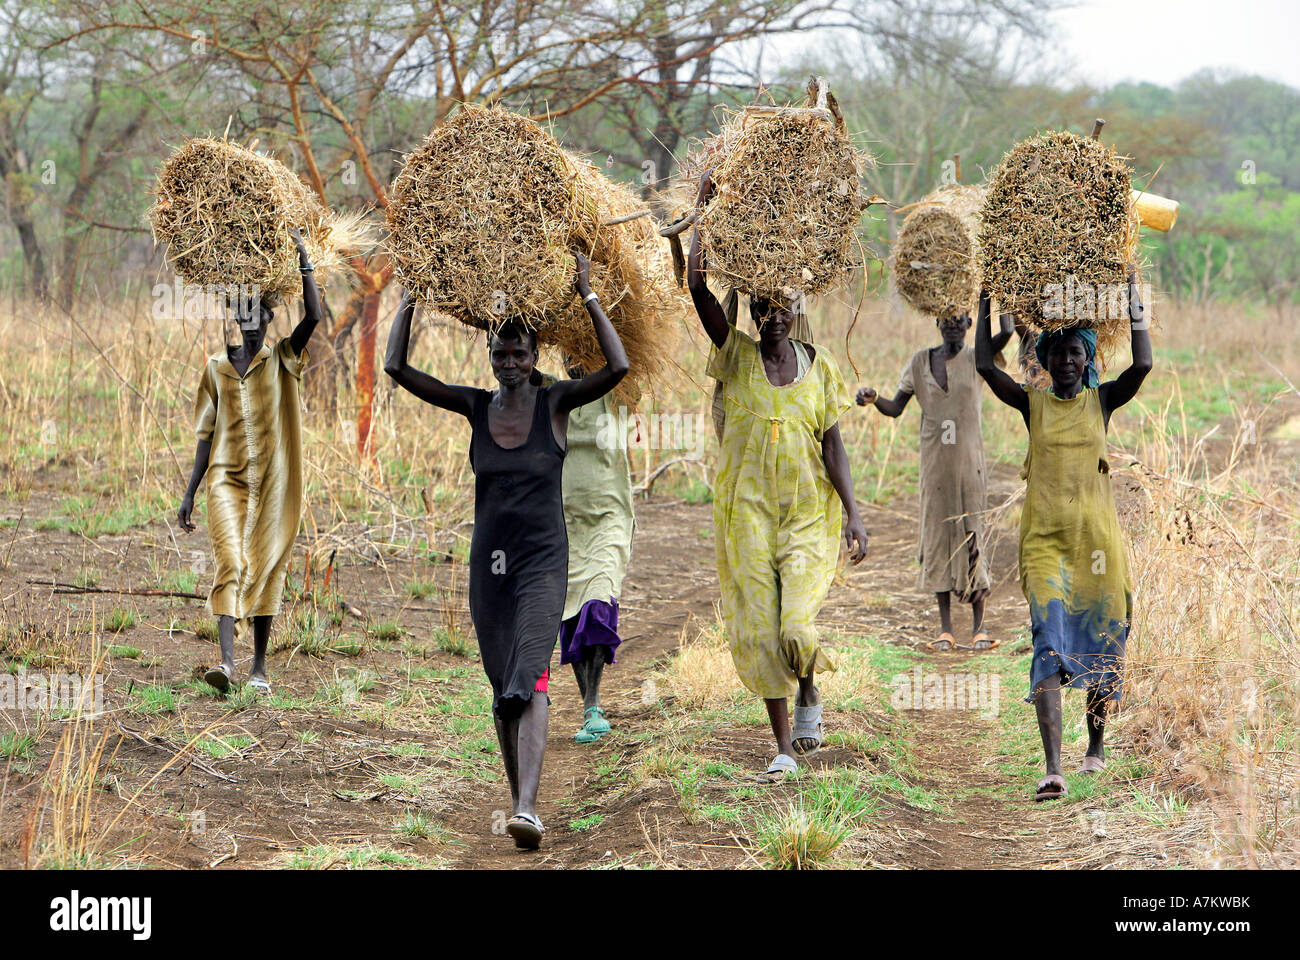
[[762, 753, 798, 781], [792, 702, 823, 756]]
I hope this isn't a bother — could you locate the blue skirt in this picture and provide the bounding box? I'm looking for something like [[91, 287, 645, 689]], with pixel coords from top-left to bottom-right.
[[1025, 596, 1129, 703]]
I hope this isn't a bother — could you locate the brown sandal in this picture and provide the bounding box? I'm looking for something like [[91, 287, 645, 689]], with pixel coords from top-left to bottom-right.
[[926, 632, 956, 652], [970, 632, 1000, 651], [1035, 774, 1067, 801]]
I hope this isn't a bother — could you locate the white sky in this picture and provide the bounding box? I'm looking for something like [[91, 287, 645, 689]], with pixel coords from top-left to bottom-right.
[[1053, 0, 1300, 88]]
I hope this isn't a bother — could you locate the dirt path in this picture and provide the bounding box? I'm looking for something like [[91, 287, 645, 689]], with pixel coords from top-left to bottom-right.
[[1, 467, 1200, 869]]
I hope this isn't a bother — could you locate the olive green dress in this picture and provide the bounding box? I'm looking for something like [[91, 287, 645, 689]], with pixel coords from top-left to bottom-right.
[[1019, 386, 1131, 700], [193, 338, 306, 633]]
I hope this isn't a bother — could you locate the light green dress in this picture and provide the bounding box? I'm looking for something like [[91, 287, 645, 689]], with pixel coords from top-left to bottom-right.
[[561, 393, 634, 619], [707, 328, 853, 699]]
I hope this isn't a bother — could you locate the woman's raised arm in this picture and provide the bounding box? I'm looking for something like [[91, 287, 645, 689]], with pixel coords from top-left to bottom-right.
[[687, 171, 730, 348], [975, 288, 1029, 421], [383, 290, 477, 418], [551, 253, 629, 413]]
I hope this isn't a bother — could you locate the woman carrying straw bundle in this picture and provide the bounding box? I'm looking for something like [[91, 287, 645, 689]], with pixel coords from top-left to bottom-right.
[[550, 360, 634, 744], [856, 308, 1013, 651], [974, 269, 1151, 801], [178, 229, 321, 696], [384, 253, 627, 849], [689, 171, 868, 780]]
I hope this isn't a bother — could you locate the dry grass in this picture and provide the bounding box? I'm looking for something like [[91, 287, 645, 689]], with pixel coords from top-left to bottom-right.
[[686, 90, 873, 299], [149, 136, 366, 302], [1, 284, 1298, 868], [980, 130, 1142, 361], [891, 184, 985, 319], [384, 103, 684, 402]]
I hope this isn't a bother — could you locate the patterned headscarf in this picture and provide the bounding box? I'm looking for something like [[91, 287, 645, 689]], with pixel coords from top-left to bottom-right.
[[1034, 327, 1099, 389]]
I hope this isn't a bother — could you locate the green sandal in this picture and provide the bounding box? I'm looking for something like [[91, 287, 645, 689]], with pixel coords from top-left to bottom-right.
[[574, 706, 611, 744]]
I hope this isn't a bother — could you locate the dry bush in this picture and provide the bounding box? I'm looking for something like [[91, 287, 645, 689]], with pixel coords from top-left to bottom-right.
[[891, 184, 985, 319]]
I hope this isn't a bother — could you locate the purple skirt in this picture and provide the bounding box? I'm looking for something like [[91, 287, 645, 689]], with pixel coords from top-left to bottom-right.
[[559, 598, 622, 665]]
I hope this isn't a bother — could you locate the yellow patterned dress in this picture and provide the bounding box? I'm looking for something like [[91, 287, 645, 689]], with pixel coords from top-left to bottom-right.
[[707, 329, 853, 699], [1019, 387, 1131, 701], [193, 338, 306, 634]]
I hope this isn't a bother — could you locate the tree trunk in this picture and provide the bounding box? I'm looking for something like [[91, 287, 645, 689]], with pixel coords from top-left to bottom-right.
[[355, 288, 380, 467]]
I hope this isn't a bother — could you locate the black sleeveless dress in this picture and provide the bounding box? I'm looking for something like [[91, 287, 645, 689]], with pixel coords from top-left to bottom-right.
[[467, 386, 568, 715]]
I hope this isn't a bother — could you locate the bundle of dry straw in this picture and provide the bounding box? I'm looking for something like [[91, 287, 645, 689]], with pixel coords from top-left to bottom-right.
[[684, 79, 873, 300], [149, 137, 361, 303], [980, 130, 1144, 359], [891, 183, 985, 319], [385, 103, 679, 397]]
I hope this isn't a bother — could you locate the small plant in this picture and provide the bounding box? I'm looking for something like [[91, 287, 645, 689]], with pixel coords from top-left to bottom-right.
[[569, 813, 604, 832], [128, 683, 179, 717], [162, 569, 199, 594], [192, 620, 219, 642], [74, 568, 100, 589], [433, 626, 471, 658], [407, 579, 439, 600], [753, 772, 876, 870], [395, 810, 434, 839], [108, 644, 142, 659], [105, 608, 139, 633], [295, 729, 321, 745], [0, 731, 37, 760], [367, 619, 403, 642]]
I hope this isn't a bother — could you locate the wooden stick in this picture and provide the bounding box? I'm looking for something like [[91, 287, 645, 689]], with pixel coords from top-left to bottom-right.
[[1091, 118, 1106, 140], [744, 105, 834, 121], [954, 153, 962, 184], [603, 209, 652, 227], [26, 578, 205, 600], [658, 210, 698, 238]]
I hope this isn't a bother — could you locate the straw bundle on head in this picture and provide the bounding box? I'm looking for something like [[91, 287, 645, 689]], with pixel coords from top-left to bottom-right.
[[386, 103, 682, 400], [891, 184, 985, 319], [980, 130, 1143, 360], [149, 137, 359, 303], [386, 104, 590, 331], [686, 85, 872, 299]]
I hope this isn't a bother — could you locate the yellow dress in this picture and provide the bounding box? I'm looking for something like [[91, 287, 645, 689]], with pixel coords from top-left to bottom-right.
[[193, 338, 306, 632], [707, 329, 852, 699], [1019, 387, 1131, 700]]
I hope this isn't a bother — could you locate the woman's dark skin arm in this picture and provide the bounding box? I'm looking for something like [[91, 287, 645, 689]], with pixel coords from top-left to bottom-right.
[[178, 439, 211, 531], [383, 292, 478, 418], [687, 170, 730, 349], [990, 311, 1015, 354], [547, 253, 629, 415], [1098, 264, 1153, 426], [855, 385, 912, 417], [821, 423, 868, 562], [288, 228, 323, 356], [975, 288, 1029, 425]]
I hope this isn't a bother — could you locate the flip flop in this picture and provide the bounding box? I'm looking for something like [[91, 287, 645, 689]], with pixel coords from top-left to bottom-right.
[[506, 812, 544, 850], [1035, 774, 1067, 801], [926, 632, 956, 652], [760, 753, 798, 781], [247, 677, 271, 695], [970, 632, 1001, 651], [791, 702, 823, 756], [204, 664, 232, 693], [1079, 756, 1106, 774], [574, 706, 610, 744]]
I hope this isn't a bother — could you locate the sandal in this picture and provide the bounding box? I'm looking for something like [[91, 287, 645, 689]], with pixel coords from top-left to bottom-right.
[[970, 632, 1001, 651], [506, 812, 544, 850], [247, 677, 271, 695], [926, 632, 956, 652], [760, 753, 798, 782], [204, 664, 232, 693], [1035, 774, 1067, 801], [791, 701, 823, 756], [574, 706, 611, 744], [1079, 756, 1106, 774]]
